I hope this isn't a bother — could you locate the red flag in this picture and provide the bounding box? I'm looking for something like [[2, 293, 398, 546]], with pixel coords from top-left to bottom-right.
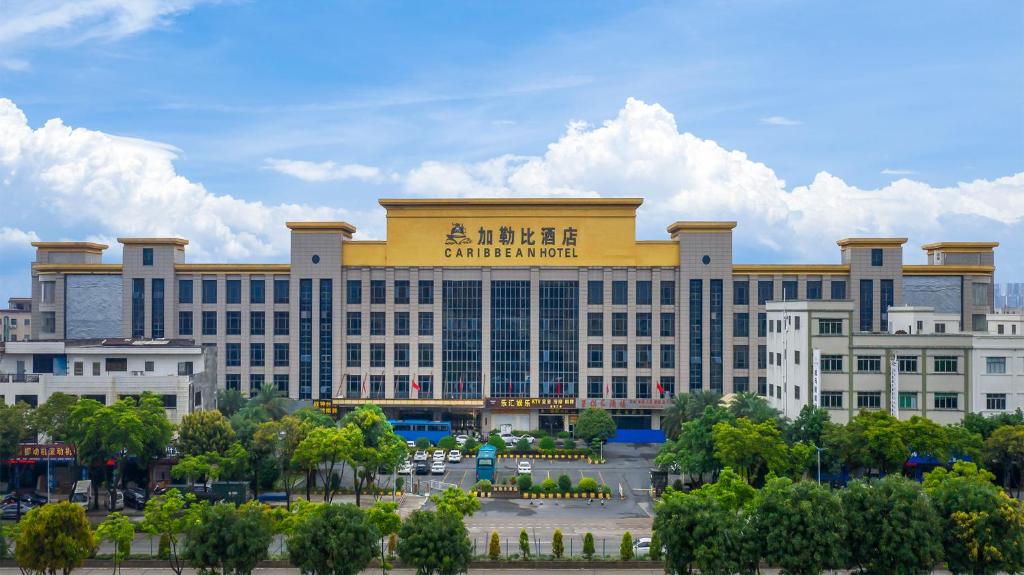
[[411, 377, 420, 391], [555, 377, 562, 396], [656, 380, 665, 395], [507, 379, 512, 394]]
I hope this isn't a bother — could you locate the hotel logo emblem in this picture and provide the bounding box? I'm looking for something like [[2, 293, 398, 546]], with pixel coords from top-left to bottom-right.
[[445, 223, 472, 245]]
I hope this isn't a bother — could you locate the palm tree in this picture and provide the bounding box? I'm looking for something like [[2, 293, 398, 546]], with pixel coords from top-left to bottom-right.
[[660, 391, 723, 439], [727, 391, 782, 425], [251, 384, 289, 420]]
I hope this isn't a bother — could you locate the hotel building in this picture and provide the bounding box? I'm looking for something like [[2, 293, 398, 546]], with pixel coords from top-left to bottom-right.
[[24, 198, 998, 433]]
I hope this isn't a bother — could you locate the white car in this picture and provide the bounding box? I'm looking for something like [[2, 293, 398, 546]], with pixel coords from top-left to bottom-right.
[[455, 434, 469, 446], [632, 537, 652, 556], [516, 434, 536, 445], [432, 450, 446, 461], [406, 440, 416, 448], [397, 461, 413, 475], [500, 434, 517, 445], [447, 450, 462, 463], [430, 461, 446, 475], [413, 450, 428, 462], [517, 460, 532, 474]]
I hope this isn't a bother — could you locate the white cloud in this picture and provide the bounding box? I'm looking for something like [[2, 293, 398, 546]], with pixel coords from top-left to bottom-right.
[[0, 1, 207, 46], [263, 158, 385, 183], [760, 115, 802, 126], [881, 168, 916, 175], [0, 227, 40, 247], [400, 98, 1024, 264], [0, 98, 384, 261]]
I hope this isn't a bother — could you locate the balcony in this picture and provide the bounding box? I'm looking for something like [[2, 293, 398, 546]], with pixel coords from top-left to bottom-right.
[[0, 373, 40, 383]]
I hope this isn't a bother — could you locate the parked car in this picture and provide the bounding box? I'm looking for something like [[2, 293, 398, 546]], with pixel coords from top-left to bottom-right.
[[430, 461, 446, 475], [514, 434, 536, 445], [413, 450, 428, 462], [69, 480, 92, 509], [414, 461, 429, 475], [432, 450, 446, 461], [633, 537, 663, 557], [406, 440, 416, 448], [124, 487, 148, 510], [106, 489, 125, 511], [455, 435, 469, 446], [499, 434, 517, 446], [517, 460, 532, 474], [397, 461, 413, 475], [447, 449, 462, 463]]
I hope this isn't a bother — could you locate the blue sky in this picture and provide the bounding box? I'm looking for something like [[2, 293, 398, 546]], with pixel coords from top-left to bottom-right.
[[0, 0, 1022, 303]]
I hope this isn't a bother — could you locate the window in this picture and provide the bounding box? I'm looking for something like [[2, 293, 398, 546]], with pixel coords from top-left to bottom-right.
[[418, 280, 434, 304], [690, 279, 703, 390], [41, 281, 55, 305], [201, 311, 217, 336], [636, 281, 652, 305], [733, 281, 749, 305], [226, 279, 241, 304], [733, 376, 749, 393], [370, 312, 385, 336], [226, 311, 241, 335], [636, 344, 652, 369], [273, 374, 289, 394], [733, 345, 749, 369], [131, 278, 145, 338], [757, 345, 767, 369], [370, 343, 385, 368], [757, 280, 774, 305], [225, 375, 241, 391], [782, 280, 797, 301], [273, 343, 289, 366], [178, 312, 193, 335], [972, 314, 988, 332], [612, 344, 628, 368], [587, 376, 604, 398], [660, 344, 675, 369], [660, 313, 675, 337], [998, 324, 1005, 334], [972, 283, 990, 307], [758, 377, 768, 396], [250, 279, 265, 304], [734, 313, 749, 337], [871, 248, 883, 267], [395, 312, 410, 336], [249, 374, 264, 393], [225, 343, 241, 366], [346, 280, 362, 304], [202, 279, 217, 304], [612, 281, 628, 305], [897, 356, 918, 373], [857, 392, 881, 409], [794, 350, 800, 365], [419, 312, 434, 336], [636, 313, 652, 337], [821, 355, 843, 372], [418, 375, 433, 396], [819, 319, 843, 335], [636, 376, 652, 399], [859, 279, 873, 332], [370, 280, 386, 304], [612, 376, 628, 399], [758, 313, 767, 337], [831, 280, 847, 300], [73, 361, 83, 376], [178, 279, 193, 304], [661, 376, 676, 397], [934, 393, 959, 410], [250, 343, 265, 367], [274, 311, 289, 336], [269, 278, 288, 304], [177, 362, 193, 376], [986, 357, 1007, 374], [442, 281, 483, 399], [821, 392, 843, 408], [394, 343, 409, 367], [856, 356, 882, 372], [316, 281, 331, 399], [806, 280, 822, 300], [588, 313, 603, 337], [418, 343, 433, 367], [660, 281, 676, 305], [394, 376, 410, 399], [346, 312, 361, 336], [250, 311, 265, 335], [394, 280, 410, 304], [899, 392, 918, 410], [588, 345, 603, 368], [986, 393, 1007, 411], [612, 313, 628, 337], [794, 316, 801, 330], [935, 323, 946, 334], [346, 343, 361, 367], [588, 281, 604, 305], [538, 281, 578, 397], [934, 356, 958, 373]]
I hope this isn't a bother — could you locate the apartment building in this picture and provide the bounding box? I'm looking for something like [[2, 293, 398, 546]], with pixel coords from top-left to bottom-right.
[[1, 297, 31, 342]]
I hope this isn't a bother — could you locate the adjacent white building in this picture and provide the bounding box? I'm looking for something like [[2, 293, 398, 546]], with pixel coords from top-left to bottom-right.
[[0, 338, 215, 422]]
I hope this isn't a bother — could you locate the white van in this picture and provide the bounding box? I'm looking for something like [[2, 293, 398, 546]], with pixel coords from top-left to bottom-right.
[[69, 480, 92, 509], [106, 489, 124, 511]]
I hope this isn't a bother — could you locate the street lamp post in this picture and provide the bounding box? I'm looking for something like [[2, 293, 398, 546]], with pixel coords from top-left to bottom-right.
[[815, 446, 827, 484]]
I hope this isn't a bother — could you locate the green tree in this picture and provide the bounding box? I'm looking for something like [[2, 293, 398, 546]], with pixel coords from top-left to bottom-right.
[[252, 416, 310, 508], [551, 529, 564, 559], [428, 486, 480, 518], [582, 532, 595, 559], [286, 503, 379, 575], [293, 425, 362, 503], [518, 529, 530, 559], [463, 436, 479, 451], [30, 392, 78, 442], [366, 502, 401, 575], [841, 476, 943, 574], [654, 488, 753, 575], [692, 467, 756, 510], [15, 502, 95, 575], [140, 489, 205, 575], [171, 454, 212, 487], [574, 408, 617, 443], [841, 411, 908, 475], [340, 405, 408, 505], [488, 531, 501, 560], [293, 406, 337, 429], [184, 502, 274, 575], [415, 437, 430, 449], [983, 424, 1024, 496], [248, 384, 290, 420], [96, 513, 134, 575], [712, 417, 788, 483], [516, 474, 532, 492], [540, 478, 558, 493], [437, 435, 456, 450], [487, 434, 507, 452], [620, 531, 634, 560], [785, 404, 832, 446], [577, 477, 598, 493], [727, 391, 781, 424], [216, 389, 246, 418], [655, 405, 734, 485], [901, 415, 952, 461], [648, 530, 662, 561], [753, 477, 846, 575], [661, 391, 722, 440], [538, 436, 556, 451], [515, 437, 530, 452], [963, 410, 1024, 439], [396, 510, 472, 575], [177, 410, 236, 457], [557, 474, 572, 493]]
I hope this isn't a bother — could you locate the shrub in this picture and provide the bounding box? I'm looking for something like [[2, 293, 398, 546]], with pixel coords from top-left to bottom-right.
[[575, 408, 617, 443], [557, 474, 572, 493], [415, 437, 430, 449], [463, 437, 478, 451], [474, 480, 492, 492], [487, 435, 507, 452], [561, 438, 576, 450], [578, 477, 598, 493], [395, 477, 404, 493], [540, 478, 558, 493], [530, 485, 542, 495], [649, 530, 662, 561], [437, 435, 456, 450], [620, 531, 634, 560], [515, 437, 530, 452], [672, 478, 684, 491], [488, 531, 500, 560], [557, 431, 571, 439], [552, 529, 564, 559], [519, 529, 530, 558], [538, 437, 556, 451], [516, 474, 533, 492], [582, 532, 595, 559]]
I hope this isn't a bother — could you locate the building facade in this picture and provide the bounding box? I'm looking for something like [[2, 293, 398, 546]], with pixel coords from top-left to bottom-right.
[[26, 198, 998, 433], [1, 297, 31, 342]]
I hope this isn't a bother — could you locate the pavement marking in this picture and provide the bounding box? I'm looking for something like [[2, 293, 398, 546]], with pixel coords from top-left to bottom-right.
[[597, 469, 606, 487], [459, 468, 469, 487]]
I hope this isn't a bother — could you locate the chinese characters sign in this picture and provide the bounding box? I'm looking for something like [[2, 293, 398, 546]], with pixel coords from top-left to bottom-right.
[[17, 444, 76, 460], [485, 397, 576, 410], [444, 223, 580, 261], [576, 398, 672, 410]]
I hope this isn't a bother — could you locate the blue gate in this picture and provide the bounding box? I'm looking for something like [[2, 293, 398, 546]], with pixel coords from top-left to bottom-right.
[[607, 429, 666, 443]]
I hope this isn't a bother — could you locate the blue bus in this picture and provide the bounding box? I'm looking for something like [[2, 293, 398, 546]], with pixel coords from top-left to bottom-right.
[[476, 444, 497, 482], [388, 419, 452, 444]]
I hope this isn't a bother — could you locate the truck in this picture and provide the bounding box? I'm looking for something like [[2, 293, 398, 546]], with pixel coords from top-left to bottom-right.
[[69, 479, 92, 509]]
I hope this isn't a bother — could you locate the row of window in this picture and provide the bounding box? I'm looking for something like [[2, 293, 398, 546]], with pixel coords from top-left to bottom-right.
[[733, 279, 848, 306], [586, 344, 676, 369], [819, 391, 960, 410], [224, 342, 291, 367], [346, 311, 434, 336], [346, 279, 436, 306], [583, 280, 677, 306], [178, 278, 291, 305], [178, 310, 292, 337], [586, 312, 675, 337], [813, 355, 961, 374]]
